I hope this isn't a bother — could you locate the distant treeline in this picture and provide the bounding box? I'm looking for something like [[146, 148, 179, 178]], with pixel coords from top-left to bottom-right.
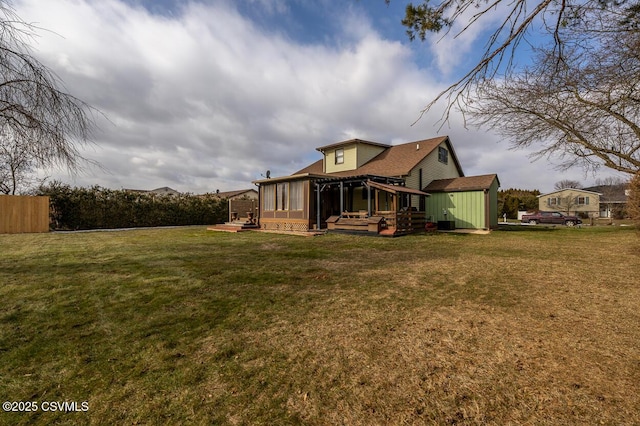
[[36, 182, 228, 230], [498, 188, 541, 219]]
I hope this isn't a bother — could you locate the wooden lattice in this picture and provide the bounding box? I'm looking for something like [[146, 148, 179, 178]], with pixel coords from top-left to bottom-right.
[[262, 221, 309, 232]]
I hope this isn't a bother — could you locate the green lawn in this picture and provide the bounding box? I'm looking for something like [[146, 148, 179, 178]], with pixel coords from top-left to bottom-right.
[[1, 226, 639, 425]]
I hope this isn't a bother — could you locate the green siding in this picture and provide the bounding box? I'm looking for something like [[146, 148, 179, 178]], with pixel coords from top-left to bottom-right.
[[406, 142, 462, 190], [425, 177, 499, 230], [427, 191, 498, 229], [356, 144, 387, 168], [426, 192, 485, 229], [406, 143, 463, 207]]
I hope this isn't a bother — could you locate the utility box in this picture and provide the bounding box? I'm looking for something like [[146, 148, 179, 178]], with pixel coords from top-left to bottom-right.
[[437, 220, 455, 230]]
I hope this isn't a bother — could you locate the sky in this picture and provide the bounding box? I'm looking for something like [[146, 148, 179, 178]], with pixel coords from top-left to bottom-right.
[[12, 0, 628, 194]]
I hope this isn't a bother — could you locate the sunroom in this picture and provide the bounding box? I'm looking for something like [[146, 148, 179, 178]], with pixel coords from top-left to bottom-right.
[[254, 173, 430, 236]]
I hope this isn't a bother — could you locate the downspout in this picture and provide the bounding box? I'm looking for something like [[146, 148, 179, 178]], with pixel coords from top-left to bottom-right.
[[254, 182, 261, 228], [316, 182, 321, 230], [340, 181, 344, 215]]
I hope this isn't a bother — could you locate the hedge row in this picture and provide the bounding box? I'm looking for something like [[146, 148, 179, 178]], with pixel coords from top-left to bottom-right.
[[36, 182, 228, 230]]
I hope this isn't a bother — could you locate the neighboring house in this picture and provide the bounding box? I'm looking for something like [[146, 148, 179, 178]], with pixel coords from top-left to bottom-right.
[[583, 184, 629, 218], [126, 186, 181, 197], [537, 188, 601, 217], [252, 136, 500, 235], [213, 189, 258, 200]]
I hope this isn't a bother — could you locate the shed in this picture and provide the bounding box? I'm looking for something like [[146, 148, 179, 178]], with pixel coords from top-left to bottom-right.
[[424, 174, 500, 230]]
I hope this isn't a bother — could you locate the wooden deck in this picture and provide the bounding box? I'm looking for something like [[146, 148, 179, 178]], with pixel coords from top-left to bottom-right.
[[327, 211, 426, 236], [207, 219, 259, 233]]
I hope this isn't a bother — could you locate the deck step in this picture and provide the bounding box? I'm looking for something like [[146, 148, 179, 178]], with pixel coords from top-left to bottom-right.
[[207, 224, 257, 233], [378, 227, 396, 236]]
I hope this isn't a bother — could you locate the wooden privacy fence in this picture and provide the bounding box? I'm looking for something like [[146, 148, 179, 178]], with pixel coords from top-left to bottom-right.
[[0, 195, 50, 234]]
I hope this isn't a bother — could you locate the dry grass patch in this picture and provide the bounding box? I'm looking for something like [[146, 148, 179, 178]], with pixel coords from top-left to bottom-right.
[[0, 226, 638, 425]]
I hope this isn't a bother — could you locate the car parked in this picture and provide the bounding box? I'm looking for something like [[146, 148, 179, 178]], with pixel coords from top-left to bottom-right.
[[521, 211, 582, 226]]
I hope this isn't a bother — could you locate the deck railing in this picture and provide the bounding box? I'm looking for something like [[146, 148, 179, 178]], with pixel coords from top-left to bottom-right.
[[376, 210, 426, 235]]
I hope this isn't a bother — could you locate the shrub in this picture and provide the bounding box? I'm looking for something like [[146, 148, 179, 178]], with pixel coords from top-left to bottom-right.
[[37, 182, 228, 230]]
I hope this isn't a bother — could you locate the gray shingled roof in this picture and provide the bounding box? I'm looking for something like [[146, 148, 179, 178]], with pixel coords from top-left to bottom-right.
[[295, 136, 463, 177], [424, 174, 499, 192], [583, 184, 629, 202]]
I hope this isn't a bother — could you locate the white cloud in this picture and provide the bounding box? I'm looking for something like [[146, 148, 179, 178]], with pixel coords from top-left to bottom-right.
[[15, 0, 620, 195]]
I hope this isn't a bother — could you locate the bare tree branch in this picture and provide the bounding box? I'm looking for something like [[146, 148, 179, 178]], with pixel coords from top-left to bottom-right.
[[395, 0, 637, 127], [0, 0, 98, 193], [467, 31, 640, 175]]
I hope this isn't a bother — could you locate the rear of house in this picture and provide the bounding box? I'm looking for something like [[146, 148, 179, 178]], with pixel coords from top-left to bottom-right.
[[252, 136, 499, 235]]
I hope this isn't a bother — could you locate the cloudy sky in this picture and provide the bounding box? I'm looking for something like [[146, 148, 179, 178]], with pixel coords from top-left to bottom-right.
[[14, 0, 627, 193]]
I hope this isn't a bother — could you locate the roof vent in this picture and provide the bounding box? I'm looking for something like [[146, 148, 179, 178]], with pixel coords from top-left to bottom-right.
[[416, 143, 420, 150]]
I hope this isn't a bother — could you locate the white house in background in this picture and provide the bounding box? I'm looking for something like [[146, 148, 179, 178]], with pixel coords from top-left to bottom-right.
[[537, 188, 602, 217], [126, 186, 181, 197]]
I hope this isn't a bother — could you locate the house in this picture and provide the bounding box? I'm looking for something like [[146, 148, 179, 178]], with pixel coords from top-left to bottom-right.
[[252, 136, 500, 236], [212, 189, 258, 200], [583, 184, 629, 218], [126, 186, 181, 197], [537, 188, 602, 218]]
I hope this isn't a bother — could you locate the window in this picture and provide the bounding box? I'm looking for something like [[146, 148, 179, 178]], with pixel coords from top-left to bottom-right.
[[335, 148, 344, 165], [289, 181, 303, 210], [266, 182, 304, 211], [577, 196, 589, 205], [548, 197, 558, 206], [263, 184, 275, 211], [438, 146, 448, 164], [276, 183, 288, 210]]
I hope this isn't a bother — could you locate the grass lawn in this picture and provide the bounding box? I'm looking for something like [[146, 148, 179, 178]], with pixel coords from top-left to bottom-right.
[[1, 226, 639, 425]]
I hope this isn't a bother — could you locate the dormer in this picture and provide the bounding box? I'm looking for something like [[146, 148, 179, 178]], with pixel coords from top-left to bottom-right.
[[316, 139, 389, 173]]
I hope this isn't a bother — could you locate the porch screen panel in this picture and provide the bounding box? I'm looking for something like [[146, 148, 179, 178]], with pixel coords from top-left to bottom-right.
[[263, 184, 275, 211], [277, 183, 288, 210], [289, 181, 303, 211]]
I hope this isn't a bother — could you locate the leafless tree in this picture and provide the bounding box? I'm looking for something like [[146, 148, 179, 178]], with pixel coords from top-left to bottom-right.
[[559, 192, 581, 216], [465, 23, 640, 175], [596, 177, 627, 187], [393, 0, 640, 120], [554, 180, 582, 190], [0, 0, 96, 194], [0, 126, 36, 194]]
